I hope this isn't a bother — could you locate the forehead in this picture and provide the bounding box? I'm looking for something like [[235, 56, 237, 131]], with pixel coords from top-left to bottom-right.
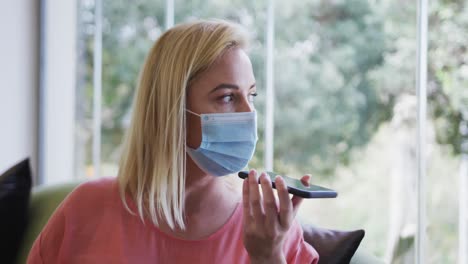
[[191, 48, 255, 88], [213, 48, 252, 72]]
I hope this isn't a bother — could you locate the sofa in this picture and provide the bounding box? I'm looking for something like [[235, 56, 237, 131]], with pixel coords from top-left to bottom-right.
[[14, 181, 384, 264]]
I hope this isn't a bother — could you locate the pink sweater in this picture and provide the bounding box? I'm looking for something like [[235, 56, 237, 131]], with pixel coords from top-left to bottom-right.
[[28, 178, 319, 264]]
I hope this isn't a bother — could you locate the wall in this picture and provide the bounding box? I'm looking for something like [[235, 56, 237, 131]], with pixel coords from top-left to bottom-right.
[[0, 1, 39, 180]]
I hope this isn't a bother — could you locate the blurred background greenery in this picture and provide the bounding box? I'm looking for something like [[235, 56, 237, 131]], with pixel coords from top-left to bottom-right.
[[74, 0, 467, 262]]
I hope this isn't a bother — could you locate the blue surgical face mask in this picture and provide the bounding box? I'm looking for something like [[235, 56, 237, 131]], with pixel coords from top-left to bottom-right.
[[186, 110, 258, 176]]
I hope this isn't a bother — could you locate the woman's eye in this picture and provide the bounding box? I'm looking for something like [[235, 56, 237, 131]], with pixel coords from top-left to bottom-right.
[[221, 95, 234, 103], [249, 92, 258, 102]]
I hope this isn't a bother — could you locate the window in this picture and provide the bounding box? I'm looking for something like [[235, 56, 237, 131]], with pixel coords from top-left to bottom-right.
[[41, 0, 467, 262]]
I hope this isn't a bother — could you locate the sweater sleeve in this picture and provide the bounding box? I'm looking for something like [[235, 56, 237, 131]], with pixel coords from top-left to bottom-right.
[[284, 219, 319, 264], [27, 205, 67, 264]]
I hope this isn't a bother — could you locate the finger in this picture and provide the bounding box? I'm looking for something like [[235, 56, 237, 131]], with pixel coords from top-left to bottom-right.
[[291, 195, 304, 217], [259, 173, 278, 226], [292, 174, 311, 216], [300, 174, 311, 187], [276, 176, 293, 229], [242, 177, 252, 225], [248, 170, 264, 224]]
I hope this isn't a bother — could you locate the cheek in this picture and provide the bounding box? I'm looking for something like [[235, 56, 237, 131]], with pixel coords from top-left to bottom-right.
[[186, 113, 202, 149]]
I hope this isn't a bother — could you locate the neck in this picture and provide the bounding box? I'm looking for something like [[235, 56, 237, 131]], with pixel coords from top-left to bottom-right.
[[155, 155, 241, 239], [183, 155, 234, 217]]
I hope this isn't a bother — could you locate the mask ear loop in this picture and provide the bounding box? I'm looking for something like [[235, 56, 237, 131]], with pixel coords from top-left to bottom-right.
[[186, 109, 201, 117]]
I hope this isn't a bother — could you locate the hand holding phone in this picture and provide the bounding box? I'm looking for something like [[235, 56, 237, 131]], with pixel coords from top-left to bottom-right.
[[238, 171, 337, 199]]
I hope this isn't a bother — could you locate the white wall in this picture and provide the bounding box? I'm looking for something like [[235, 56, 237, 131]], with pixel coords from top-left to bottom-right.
[[41, 0, 76, 184], [0, 1, 39, 180]]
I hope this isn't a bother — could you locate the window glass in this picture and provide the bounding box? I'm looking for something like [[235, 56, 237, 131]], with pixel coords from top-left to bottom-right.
[[272, 0, 417, 259], [75, 0, 165, 178]]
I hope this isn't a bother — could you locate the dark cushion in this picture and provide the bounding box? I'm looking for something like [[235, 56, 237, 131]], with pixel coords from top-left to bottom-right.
[[0, 158, 32, 264], [302, 224, 365, 264]]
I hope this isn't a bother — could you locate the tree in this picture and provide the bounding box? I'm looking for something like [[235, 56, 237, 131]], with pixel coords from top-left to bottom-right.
[[273, 0, 389, 175]]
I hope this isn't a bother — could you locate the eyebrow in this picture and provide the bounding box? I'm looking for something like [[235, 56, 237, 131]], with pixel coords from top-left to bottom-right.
[[210, 83, 256, 94]]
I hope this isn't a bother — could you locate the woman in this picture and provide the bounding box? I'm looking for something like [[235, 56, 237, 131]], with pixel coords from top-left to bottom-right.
[[28, 19, 319, 264]]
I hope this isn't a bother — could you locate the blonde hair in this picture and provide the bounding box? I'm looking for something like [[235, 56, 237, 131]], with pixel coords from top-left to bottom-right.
[[117, 19, 249, 230]]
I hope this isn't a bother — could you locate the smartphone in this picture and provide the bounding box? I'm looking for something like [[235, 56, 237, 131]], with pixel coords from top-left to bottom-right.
[[238, 171, 337, 199]]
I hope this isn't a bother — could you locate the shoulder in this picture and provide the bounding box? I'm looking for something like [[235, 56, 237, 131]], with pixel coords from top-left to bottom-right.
[[70, 177, 117, 197], [40, 177, 120, 227], [63, 177, 119, 212], [27, 178, 121, 263]]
